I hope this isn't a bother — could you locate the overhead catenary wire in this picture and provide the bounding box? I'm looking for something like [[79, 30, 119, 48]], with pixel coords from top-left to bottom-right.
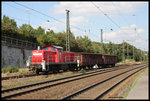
[[4, 2, 124, 44], [6, 15, 28, 23], [111, 2, 131, 26], [4, 3, 47, 22], [14, 2, 65, 24], [91, 2, 134, 36], [13, 2, 87, 33], [6, 2, 102, 40], [4, 2, 92, 37], [91, 2, 121, 29]]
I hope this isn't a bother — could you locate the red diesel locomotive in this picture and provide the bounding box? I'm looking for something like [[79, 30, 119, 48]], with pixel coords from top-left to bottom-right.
[[26, 45, 117, 74]]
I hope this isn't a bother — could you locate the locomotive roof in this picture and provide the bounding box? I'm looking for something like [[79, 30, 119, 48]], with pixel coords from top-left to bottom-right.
[[53, 46, 63, 49], [42, 45, 63, 49]]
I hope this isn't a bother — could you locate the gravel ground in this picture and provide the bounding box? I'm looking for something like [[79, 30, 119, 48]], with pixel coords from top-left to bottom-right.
[[99, 68, 148, 100], [1, 63, 136, 90], [8, 64, 142, 100], [2, 71, 78, 90], [71, 67, 143, 100]]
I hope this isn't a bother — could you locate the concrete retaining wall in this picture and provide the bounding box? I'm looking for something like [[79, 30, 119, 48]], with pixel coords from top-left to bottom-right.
[[1, 45, 34, 68]]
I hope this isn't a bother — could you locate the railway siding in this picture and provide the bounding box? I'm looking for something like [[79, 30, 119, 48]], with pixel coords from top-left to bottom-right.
[[2, 63, 147, 100], [71, 67, 145, 100]]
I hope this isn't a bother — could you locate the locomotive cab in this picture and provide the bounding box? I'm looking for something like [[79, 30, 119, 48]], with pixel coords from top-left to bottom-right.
[[53, 46, 63, 63], [42, 45, 63, 63]]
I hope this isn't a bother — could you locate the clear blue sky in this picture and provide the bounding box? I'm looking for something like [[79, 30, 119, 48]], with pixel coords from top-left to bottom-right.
[[1, 1, 149, 51]]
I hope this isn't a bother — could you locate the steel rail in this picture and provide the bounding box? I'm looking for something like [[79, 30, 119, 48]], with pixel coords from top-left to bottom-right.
[[60, 64, 147, 100], [2, 64, 136, 99], [2, 65, 128, 93], [2, 74, 38, 80], [1, 63, 140, 80], [2, 65, 116, 80], [94, 66, 146, 100], [2, 63, 147, 100]]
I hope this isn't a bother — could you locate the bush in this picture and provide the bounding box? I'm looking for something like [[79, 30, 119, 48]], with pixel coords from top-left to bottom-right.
[[79, 68, 86, 74], [2, 68, 9, 73], [1, 66, 19, 73], [11, 67, 19, 73]]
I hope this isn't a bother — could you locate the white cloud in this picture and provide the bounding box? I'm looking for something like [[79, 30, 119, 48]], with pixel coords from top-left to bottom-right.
[[70, 16, 89, 26], [130, 24, 136, 29], [103, 24, 144, 44], [31, 15, 89, 35], [52, 2, 145, 16], [32, 25, 39, 29], [136, 29, 144, 33], [53, 2, 98, 16]]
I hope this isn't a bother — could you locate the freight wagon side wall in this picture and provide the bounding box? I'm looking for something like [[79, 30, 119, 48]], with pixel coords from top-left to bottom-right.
[[103, 55, 117, 65], [1, 45, 32, 68], [83, 54, 103, 66], [75, 53, 103, 67]]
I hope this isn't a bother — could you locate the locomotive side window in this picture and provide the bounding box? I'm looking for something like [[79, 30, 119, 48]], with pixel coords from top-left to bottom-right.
[[43, 47, 48, 50], [51, 47, 56, 51], [58, 48, 63, 52]]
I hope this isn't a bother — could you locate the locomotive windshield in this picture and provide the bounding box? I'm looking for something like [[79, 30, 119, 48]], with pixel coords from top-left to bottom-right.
[[43, 47, 48, 50], [58, 48, 63, 52], [51, 47, 56, 51]]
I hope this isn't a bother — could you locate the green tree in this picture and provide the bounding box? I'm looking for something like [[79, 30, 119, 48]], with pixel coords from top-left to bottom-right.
[[46, 30, 57, 46], [2, 15, 19, 37], [34, 26, 45, 37], [19, 24, 36, 37], [37, 34, 49, 47], [76, 36, 92, 53], [69, 31, 79, 52], [2, 15, 18, 31]]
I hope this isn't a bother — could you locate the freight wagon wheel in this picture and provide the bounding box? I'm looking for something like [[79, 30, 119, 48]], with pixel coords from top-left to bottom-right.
[[112, 64, 115, 67], [88, 66, 92, 70]]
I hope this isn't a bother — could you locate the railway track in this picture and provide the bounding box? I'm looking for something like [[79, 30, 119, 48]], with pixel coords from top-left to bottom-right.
[[2, 63, 147, 100], [61, 64, 147, 100], [1, 63, 132, 80]]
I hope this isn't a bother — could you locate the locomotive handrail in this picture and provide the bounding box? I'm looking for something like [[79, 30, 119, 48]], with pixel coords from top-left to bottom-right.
[[28, 55, 55, 64], [29, 55, 77, 64], [45, 55, 55, 63], [65, 56, 75, 62]]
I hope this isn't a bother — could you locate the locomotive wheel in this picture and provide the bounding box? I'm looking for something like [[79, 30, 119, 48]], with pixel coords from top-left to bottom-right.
[[36, 69, 40, 75], [56, 67, 60, 73]]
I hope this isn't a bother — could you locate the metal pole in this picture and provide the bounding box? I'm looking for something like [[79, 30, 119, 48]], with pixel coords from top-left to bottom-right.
[[101, 29, 103, 54], [127, 42, 128, 59], [141, 50, 143, 61], [123, 40, 125, 63], [26, 9, 30, 25], [66, 9, 70, 51], [113, 42, 114, 55], [133, 45, 134, 60]]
